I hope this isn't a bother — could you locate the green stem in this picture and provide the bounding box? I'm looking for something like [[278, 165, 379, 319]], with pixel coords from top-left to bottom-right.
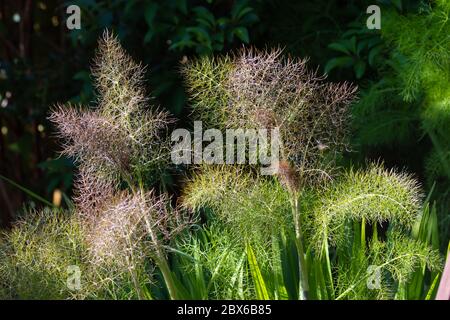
[[128, 257, 145, 300], [292, 193, 309, 300], [139, 196, 179, 299], [131, 174, 179, 300], [155, 250, 179, 300]]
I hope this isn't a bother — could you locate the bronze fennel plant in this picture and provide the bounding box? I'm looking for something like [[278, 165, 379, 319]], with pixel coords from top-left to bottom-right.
[[182, 48, 357, 299], [49, 32, 190, 299], [181, 48, 442, 300]]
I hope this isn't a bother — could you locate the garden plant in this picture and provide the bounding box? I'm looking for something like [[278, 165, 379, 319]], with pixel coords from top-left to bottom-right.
[[0, 0, 449, 302], [0, 31, 446, 300]]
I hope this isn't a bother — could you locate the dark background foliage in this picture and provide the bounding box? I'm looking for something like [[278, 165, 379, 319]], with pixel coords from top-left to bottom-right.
[[0, 0, 448, 246]]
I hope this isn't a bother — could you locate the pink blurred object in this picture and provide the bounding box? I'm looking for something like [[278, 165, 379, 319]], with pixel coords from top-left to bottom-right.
[[436, 253, 450, 300]]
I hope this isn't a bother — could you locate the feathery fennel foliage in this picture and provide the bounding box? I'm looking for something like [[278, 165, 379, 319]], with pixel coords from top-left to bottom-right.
[[47, 33, 190, 300], [182, 165, 291, 246], [308, 163, 422, 252], [49, 34, 172, 187], [175, 223, 256, 299], [183, 49, 357, 184], [0, 209, 131, 299], [183, 48, 358, 299], [182, 56, 233, 129], [351, 0, 450, 243], [334, 228, 441, 300], [353, 0, 450, 143], [181, 50, 442, 300], [0, 209, 85, 299], [0, 33, 443, 300]]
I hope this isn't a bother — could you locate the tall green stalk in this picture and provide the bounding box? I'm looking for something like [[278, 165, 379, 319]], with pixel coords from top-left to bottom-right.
[[154, 252, 179, 300], [133, 179, 179, 300], [291, 193, 309, 300]]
